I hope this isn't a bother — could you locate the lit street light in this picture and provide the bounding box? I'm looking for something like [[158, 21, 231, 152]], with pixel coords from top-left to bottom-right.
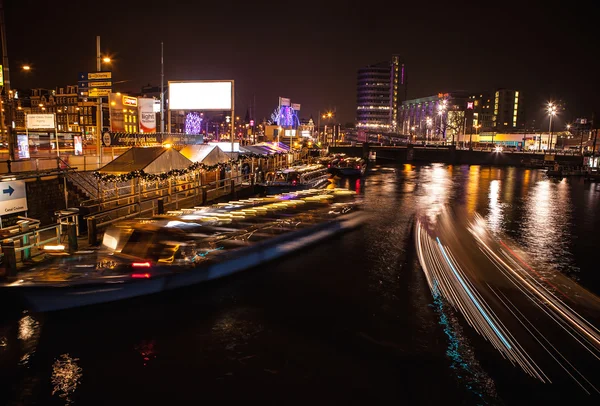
[[22, 65, 31, 71], [547, 102, 558, 151], [102, 57, 111, 63]]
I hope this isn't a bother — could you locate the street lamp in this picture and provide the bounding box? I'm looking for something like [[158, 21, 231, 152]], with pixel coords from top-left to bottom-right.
[[437, 103, 447, 141], [22, 65, 31, 71], [547, 103, 557, 151], [425, 117, 432, 143], [102, 57, 111, 63]]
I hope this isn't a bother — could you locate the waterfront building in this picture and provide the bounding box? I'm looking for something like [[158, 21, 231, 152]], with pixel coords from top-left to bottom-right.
[[356, 55, 405, 132], [399, 88, 525, 141]]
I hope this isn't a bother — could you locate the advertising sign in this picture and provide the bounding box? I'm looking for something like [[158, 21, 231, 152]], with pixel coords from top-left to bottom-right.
[[17, 134, 30, 159], [123, 95, 138, 107], [279, 97, 291, 107], [0, 180, 28, 215], [109, 93, 124, 132], [168, 81, 233, 110], [138, 98, 156, 133], [291, 103, 301, 111], [74, 135, 83, 155], [26, 114, 55, 129]]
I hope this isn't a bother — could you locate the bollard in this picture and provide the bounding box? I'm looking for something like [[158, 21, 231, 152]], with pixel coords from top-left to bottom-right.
[[157, 198, 165, 215], [87, 216, 97, 246], [67, 222, 78, 253], [1, 240, 18, 278]]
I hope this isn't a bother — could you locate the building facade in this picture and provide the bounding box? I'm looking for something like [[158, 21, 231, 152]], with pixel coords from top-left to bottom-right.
[[492, 89, 524, 131], [356, 55, 405, 132], [399, 89, 525, 141]]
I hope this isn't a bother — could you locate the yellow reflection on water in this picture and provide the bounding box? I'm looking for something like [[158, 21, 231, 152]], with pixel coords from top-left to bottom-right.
[[466, 166, 480, 214], [421, 164, 451, 223], [18, 313, 40, 366], [487, 180, 503, 232], [521, 178, 574, 274], [51, 354, 83, 404]]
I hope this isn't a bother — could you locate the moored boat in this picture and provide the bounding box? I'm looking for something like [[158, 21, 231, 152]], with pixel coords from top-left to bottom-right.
[[331, 156, 366, 176]]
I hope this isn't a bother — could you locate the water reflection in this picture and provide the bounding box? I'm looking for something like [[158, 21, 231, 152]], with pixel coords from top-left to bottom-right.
[[18, 312, 40, 367], [51, 354, 83, 405], [487, 180, 503, 233], [420, 164, 451, 223], [135, 340, 157, 367], [466, 166, 480, 214], [521, 178, 578, 277]]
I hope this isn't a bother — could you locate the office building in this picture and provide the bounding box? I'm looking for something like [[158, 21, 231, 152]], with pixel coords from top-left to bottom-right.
[[356, 55, 405, 132]]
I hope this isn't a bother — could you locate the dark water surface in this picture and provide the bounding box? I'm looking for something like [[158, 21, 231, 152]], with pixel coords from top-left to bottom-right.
[[1, 164, 599, 405]]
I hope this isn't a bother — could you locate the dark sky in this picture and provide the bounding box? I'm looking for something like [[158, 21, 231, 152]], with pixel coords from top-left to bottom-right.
[[5, 0, 599, 128]]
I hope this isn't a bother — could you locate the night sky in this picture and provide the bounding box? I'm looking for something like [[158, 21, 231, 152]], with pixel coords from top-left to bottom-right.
[[5, 0, 599, 129]]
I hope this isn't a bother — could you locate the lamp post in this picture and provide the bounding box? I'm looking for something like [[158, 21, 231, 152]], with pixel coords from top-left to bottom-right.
[[95, 36, 113, 164], [426, 117, 432, 144], [547, 103, 557, 151], [437, 100, 447, 142]]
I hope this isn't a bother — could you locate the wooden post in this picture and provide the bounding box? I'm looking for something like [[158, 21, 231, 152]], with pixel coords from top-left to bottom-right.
[[87, 216, 97, 246]]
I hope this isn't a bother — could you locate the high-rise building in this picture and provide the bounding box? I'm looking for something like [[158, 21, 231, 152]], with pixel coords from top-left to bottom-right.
[[356, 55, 405, 132], [492, 89, 524, 131]]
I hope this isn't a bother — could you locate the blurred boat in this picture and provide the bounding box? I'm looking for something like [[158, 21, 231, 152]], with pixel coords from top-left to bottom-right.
[[1, 189, 363, 312], [334, 157, 366, 176], [258, 164, 330, 194]]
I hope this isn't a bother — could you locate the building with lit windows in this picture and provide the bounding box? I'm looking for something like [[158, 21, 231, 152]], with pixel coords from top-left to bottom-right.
[[492, 89, 524, 131], [399, 89, 525, 140], [356, 55, 405, 132]]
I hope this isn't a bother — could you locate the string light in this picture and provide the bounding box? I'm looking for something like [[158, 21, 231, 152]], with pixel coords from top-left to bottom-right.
[[92, 151, 291, 183]]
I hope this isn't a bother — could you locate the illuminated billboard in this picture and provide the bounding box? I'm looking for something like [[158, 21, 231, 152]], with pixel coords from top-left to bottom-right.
[[168, 81, 233, 110]]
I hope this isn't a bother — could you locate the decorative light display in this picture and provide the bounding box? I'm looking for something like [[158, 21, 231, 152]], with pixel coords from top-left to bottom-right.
[[185, 112, 203, 135], [270, 106, 300, 127]]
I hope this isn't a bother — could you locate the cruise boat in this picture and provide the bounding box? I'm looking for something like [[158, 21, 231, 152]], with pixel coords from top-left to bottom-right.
[[1, 189, 364, 312], [333, 157, 366, 176], [260, 164, 330, 194]]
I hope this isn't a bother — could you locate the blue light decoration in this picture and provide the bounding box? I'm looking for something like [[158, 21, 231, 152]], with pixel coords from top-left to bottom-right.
[[271, 106, 300, 127], [185, 112, 203, 135]]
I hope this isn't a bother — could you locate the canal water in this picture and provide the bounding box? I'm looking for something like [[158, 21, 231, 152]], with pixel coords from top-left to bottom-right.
[[1, 164, 599, 405]]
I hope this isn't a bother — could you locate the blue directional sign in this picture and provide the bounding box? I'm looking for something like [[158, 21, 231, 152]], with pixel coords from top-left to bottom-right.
[[78, 81, 89, 89], [0, 180, 28, 214]]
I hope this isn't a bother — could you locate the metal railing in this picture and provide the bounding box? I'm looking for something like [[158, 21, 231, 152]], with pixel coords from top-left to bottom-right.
[[1, 221, 62, 272]]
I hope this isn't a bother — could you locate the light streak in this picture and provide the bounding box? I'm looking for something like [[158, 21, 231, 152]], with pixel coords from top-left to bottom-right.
[[436, 237, 512, 350]]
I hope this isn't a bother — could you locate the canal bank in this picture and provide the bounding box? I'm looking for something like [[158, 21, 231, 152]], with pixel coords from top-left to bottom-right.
[[330, 144, 584, 167]]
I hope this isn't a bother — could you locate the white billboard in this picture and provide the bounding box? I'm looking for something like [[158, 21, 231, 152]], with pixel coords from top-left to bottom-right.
[[26, 114, 55, 129], [138, 98, 156, 133], [168, 81, 232, 110]]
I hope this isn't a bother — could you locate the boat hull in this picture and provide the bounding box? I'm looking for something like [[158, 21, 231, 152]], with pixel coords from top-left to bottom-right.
[[5, 211, 365, 312]]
